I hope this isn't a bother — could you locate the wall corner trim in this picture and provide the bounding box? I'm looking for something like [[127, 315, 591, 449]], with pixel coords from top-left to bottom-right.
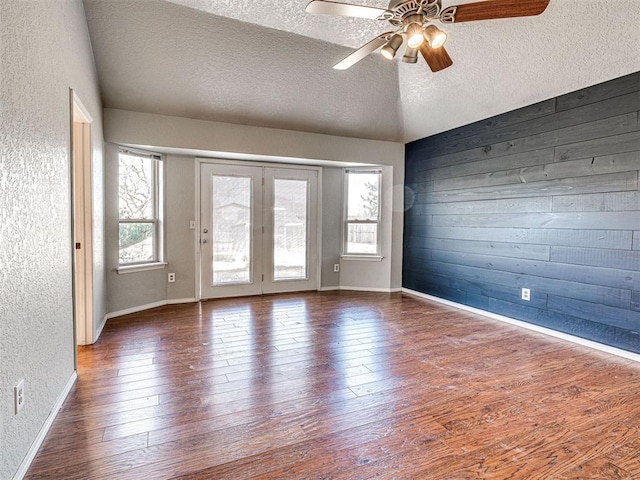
[[402, 288, 640, 363], [13, 371, 78, 480]]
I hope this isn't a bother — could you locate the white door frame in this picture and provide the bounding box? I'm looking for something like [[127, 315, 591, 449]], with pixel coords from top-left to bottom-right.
[[195, 158, 322, 300], [70, 90, 94, 346]]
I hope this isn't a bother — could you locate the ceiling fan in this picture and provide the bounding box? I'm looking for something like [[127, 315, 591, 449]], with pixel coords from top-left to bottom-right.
[[305, 0, 550, 72]]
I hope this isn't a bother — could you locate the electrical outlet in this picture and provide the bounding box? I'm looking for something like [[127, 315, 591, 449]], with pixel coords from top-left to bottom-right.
[[168, 272, 176, 283], [14, 380, 24, 414], [521, 288, 531, 301], [333, 264, 340, 273]]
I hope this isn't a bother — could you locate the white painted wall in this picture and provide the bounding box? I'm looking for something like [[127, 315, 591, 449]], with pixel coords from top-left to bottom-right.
[[0, 1, 105, 478], [104, 109, 404, 312], [321, 167, 343, 289], [165, 154, 198, 302]]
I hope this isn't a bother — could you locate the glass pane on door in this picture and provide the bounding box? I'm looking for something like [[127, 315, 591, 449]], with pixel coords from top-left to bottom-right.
[[211, 175, 251, 285], [273, 179, 308, 280]]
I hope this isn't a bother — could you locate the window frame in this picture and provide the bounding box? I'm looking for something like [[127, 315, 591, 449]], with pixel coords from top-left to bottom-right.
[[342, 168, 383, 259], [117, 148, 165, 272]]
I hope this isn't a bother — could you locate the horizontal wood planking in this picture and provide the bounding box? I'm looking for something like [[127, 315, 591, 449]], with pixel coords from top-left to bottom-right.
[[416, 112, 638, 172], [428, 249, 640, 291], [554, 130, 640, 162], [433, 151, 640, 192], [420, 237, 550, 261], [555, 72, 640, 112], [553, 191, 640, 212], [547, 296, 640, 331], [420, 171, 638, 203], [484, 297, 640, 352], [432, 211, 640, 230], [404, 261, 631, 309], [404, 72, 640, 352], [411, 148, 555, 183], [411, 226, 633, 249], [417, 272, 549, 310], [408, 196, 552, 215], [550, 246, 640, 270], [422, 91, 639, 160], [406, 99, 557, 159]]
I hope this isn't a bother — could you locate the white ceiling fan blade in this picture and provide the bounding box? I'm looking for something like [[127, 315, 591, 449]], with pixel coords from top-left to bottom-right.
[[333, 34, 390, 70], [306, 0, 387, 19]]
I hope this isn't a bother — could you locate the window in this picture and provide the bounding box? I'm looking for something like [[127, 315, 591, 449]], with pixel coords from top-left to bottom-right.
[[118, 149, 163, 267], [344, 169, 381, 256]]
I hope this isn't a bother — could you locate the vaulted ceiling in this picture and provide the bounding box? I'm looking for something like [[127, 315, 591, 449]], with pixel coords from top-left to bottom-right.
[[83, 0, 640, 143]]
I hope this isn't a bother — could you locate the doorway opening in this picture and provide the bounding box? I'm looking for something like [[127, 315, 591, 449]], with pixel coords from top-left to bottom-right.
[[71, 91, 94, 345]]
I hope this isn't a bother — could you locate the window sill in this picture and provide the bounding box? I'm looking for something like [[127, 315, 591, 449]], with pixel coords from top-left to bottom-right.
[[341, 255, 384, 262], [117, 262, 167, 274]]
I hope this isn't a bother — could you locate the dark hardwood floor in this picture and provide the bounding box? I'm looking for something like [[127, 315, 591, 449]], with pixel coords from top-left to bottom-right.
[[25, 291, 640, 479]]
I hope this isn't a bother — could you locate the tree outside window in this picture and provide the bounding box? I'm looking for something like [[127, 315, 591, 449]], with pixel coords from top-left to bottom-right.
[[118, 150, 162, 265], [344, 169, 381, 256]]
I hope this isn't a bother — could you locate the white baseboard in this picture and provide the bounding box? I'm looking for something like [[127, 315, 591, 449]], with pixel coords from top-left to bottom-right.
[[167, 297, 197, 305], [319, 286, 402, 293], [338, 286, 402, 293], [13, 371, 78, 480], [106, 298, 197, 320], [402, 288, 640, 363]]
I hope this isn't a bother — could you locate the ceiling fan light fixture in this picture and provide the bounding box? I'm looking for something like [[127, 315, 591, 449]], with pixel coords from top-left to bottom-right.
[[424, 24, 447, 48], [402, 46, 418, 63], [380, 34, 403, 60], [406, 22, 425, 49]]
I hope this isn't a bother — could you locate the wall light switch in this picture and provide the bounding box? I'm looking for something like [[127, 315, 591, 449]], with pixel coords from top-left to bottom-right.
[[189, 221, 196, 230]]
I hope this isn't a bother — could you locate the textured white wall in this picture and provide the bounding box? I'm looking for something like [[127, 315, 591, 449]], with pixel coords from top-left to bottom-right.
[[0, 1, 104, 478]]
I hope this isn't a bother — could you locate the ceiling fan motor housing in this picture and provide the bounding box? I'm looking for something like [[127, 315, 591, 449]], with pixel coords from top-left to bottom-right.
[[385, 0, 445, 26]]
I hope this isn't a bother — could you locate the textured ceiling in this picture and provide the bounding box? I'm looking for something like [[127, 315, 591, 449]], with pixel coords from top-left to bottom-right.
[[83, 0, 640, 144]]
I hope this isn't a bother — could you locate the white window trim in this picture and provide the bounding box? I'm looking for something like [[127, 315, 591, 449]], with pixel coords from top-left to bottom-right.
[[342, 168, 382, 258], [117, 147, 165, 270], [117, 262, 167, 274], [341, 254, 384, 261]]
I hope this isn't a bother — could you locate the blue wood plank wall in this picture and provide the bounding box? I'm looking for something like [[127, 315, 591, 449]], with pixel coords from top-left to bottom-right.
[[403, 71, 640, 353]]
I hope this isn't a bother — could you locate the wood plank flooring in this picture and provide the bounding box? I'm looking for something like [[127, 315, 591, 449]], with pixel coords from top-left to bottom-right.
[[25, 291, 640, 479]]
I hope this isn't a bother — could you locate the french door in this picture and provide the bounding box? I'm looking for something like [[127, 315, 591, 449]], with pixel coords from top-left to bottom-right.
[[200, 163, 318, 299]]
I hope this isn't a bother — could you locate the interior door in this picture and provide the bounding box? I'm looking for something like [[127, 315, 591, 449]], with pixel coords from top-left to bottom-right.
[[200, 163, 263, 299], [199, 163, 318, 299]]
